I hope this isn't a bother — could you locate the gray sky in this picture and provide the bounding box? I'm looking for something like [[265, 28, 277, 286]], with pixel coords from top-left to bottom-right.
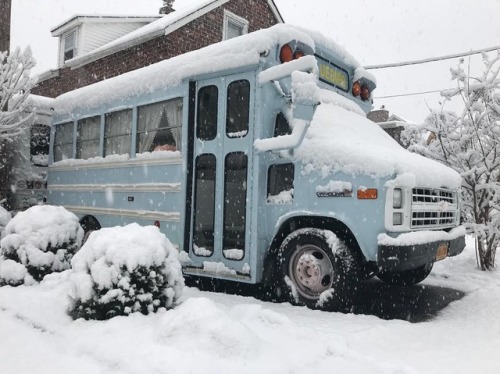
[[10, 0, 500, 123]]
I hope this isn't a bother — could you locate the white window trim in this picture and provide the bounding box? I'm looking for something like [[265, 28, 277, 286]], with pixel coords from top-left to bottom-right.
[[60, 28, 78, 66], [222, 10, 249, 41]]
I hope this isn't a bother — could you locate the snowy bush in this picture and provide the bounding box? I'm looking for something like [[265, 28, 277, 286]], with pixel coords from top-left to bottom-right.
[[69, 223, 184, 320], [0, 205, 83, 286]]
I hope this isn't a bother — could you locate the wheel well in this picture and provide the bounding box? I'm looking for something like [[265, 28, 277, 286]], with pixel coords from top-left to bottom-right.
[[79, 215, 101, 234], [262, 216, 365, 286]]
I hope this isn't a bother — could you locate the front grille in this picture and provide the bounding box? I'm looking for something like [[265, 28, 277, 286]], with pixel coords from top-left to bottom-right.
[[412, 188, 456, 204], [411, 188, 458, 229]]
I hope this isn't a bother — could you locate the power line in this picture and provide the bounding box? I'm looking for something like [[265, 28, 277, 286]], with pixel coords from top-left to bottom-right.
[[365, 45, 500, 70], [375, 89, 444, 99]]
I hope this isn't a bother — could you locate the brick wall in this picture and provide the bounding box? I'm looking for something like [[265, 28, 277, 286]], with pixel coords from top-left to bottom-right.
[[32, 0, 279, 97]]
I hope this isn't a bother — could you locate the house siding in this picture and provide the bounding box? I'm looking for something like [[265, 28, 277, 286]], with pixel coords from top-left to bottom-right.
[[32, 0, 280, 98], [81, 22, 151, 54]]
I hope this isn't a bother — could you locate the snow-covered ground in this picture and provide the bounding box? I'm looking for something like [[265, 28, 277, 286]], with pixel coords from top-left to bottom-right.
[[0, 236, 498, 374]]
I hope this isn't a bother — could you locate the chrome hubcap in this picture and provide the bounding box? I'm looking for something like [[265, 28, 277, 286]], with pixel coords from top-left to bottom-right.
[[290, 244, 334, 300]]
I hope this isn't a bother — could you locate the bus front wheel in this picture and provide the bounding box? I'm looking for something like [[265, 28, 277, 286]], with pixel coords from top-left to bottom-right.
[[274, 228, 352, 309]]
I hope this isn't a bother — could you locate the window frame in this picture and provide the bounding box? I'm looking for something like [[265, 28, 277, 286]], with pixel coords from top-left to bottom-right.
[[63, 30, 77, 63], [136, 97, 183, 154], [53, 122, 75, 162], [104, 108, 133, 157], [226, 79, 250, 138], [222, 10, 249, 41], [76, 115, 101, 160]]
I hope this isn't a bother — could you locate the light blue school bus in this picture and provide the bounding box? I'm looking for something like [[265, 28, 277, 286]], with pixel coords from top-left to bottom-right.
[[48, 24, 465, 307]]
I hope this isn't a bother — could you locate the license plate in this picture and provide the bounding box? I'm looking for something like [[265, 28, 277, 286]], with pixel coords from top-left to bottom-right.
[[436, 243, 449, 261]]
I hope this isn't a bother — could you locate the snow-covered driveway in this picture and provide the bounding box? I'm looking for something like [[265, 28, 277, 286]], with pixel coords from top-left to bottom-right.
[[0, 239, 499, 374]]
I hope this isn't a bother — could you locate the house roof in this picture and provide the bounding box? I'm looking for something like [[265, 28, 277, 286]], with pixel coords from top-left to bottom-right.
[[63, 0, 283, 69], [51, 15, 162, 37]]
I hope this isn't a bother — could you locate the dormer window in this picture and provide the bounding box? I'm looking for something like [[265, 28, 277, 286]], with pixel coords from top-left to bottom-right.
[[223, 10, 248, 40], [64, 31, 77, 62]]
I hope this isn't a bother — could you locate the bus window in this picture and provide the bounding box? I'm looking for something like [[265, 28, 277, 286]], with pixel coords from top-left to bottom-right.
[[267, 163, 294, 199], [223, 152, 248, 258], [274, 112, 291, 137], [226, 80, 250, 138], [193, 154, 216, 256], [104, 109, 132, 157], [136, 98, 182, 153], [30, 124, 50, 166], [76, 116, 101, 159], [53, 122, 74, 162], [197, 85, 218, 141]]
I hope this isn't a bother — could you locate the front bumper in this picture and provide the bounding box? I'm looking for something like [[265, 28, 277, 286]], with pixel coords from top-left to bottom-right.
[[378, 234, 465, 272]]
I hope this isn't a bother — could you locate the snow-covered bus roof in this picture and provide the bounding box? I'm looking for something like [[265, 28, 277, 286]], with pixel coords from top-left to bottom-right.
[[52, 24, 364, 115]]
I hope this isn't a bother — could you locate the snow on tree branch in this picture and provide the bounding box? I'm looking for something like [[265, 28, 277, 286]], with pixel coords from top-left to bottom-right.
[[402, 50, 500, 270], [0, 47, 37, 143]]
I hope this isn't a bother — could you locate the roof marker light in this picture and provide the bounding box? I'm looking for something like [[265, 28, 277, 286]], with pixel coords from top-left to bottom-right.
[[279, 44, 294, 63], [352, 81, 361, 97], [360, 85, 370, 101]]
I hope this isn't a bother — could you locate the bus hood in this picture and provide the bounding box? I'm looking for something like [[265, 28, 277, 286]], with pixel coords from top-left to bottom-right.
[[294, 91, 462, 189]]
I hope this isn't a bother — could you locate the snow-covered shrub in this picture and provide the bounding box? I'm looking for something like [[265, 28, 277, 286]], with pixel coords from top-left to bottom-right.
[[0, 205, 11, 238], [69, 223, 184, 320], [0, 205, 83, 286]]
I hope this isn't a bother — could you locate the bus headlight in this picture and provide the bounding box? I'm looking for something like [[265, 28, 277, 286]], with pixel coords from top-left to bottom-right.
[[393, 188, 402, 209]]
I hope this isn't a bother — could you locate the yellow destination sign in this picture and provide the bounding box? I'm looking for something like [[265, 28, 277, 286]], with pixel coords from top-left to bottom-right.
[[318, 61, 348, 91]]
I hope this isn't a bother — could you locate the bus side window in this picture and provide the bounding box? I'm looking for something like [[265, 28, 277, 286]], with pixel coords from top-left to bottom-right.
[[30, 124, 50, 166], [274, 112, 291, 137], [104, 109, 132, 157], [226, 80, 250, 138], [136, 98, 183, 153], [197, 85, 218, 141], [53, 122, 74, 162], [267, 163, 294, 201], [76, 116, 101, 159]]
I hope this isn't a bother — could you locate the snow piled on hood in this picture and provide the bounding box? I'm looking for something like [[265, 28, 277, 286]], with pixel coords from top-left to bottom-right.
[[295, 90, 462, 189]]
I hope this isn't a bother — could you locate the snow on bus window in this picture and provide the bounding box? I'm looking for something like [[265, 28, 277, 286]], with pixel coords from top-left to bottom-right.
[[53, 122, 74, 162], [137, 98, 182, 153], [76, 116, 101, 160], [226, 80, 249, 138], [104, 109, 132, 157]]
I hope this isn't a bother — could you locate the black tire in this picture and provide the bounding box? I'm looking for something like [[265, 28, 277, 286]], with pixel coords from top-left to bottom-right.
[[377, 262, 433, 286], [79, 216, 101, 245], [274, 228, 354, 308]]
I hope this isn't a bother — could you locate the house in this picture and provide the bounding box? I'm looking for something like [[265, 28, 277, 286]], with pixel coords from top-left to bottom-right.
[[32, 0, 283, 97], [367, 107, 408, 146]]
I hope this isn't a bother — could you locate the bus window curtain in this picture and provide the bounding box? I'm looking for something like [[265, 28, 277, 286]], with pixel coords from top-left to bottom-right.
[[164, 99, 183, 151], [137, 102, 164, 153]]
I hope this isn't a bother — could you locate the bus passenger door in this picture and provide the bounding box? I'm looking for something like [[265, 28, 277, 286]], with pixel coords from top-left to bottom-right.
[[186, 72, 255, 280]]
